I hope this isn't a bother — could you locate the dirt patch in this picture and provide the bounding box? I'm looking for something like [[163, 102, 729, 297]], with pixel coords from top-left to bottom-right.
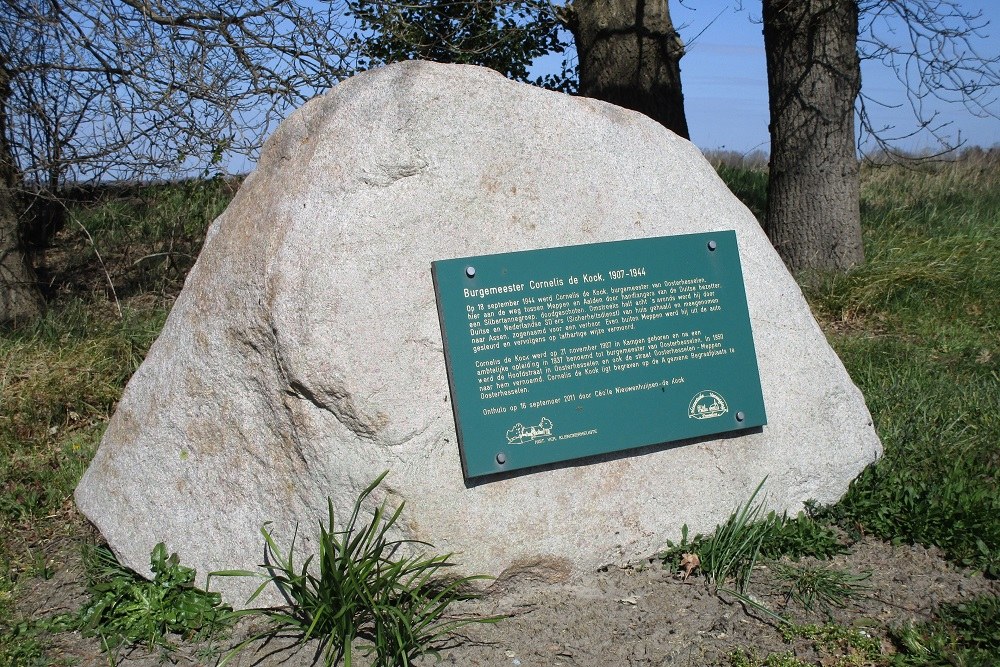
[[12, 526, 998, 666]]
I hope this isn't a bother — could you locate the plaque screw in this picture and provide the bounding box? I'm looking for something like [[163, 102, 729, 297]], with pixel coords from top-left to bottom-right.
[[496, 452, 507, 465], [707, 240, 718, 251], [465, 266, 476, 278], [736, 411, 746, 423]]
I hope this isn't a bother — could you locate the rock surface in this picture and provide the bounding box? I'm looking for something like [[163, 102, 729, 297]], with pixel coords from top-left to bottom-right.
[[75, 61, 881, 607]]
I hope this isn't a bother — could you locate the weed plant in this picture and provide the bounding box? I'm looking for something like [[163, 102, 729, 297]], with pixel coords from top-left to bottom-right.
[[218, 472, 497, 667], [662, 479, 772, 593], [662, 480, 847, 593], [729, 622, 883, 667], [772, 564, 871, 614], [694, 479, 776, 593], [1, 543, 230, 663], [74, 542, 232, 650], [891, 594, 1000, 665], [759, 508, 847, 561]]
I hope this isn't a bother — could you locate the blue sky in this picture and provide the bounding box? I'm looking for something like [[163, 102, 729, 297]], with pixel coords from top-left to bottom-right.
[[671, 0, 1000, 153], [225, 2, 998, 174]]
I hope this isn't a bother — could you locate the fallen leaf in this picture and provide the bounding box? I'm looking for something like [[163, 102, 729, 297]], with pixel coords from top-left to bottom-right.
[[680, 553, 700, 580]]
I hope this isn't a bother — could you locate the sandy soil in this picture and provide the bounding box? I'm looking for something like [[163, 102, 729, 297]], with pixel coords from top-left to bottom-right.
[[13, 526, 998, 667]]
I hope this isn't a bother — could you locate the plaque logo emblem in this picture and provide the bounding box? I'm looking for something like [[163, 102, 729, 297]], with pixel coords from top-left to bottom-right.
[[688, 390, 729, 420], [506, 418, 554, 444]]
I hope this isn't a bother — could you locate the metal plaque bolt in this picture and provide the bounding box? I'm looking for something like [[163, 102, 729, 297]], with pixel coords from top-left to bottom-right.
[[496, 452, 507, 465], [707, 240, 718, 251], [736, 411, 746, 423], [465, 266, 476, 278]]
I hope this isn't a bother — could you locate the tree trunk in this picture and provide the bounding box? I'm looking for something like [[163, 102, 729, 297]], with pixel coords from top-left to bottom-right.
[[569, 0, 690, 139], [0, 63, 44, 327], [763, 0, 863, 272], [0, 184, 44, 329]]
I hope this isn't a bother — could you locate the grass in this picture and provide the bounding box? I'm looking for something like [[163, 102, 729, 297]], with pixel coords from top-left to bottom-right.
[[1, 181, 212, 665], [733, 597, 1000, 666], [891, 595, 1000, 665], [712, 154, 999, 664], [729, 623, 882, 667], [0, 623, 47, 667], [729, 649, 808, 667], [1, 155, 998, 664], [713, 163, 769, 222], [714, 156, 1000, 580], [661, 479, 777, 594], [0, 300, 169, 666], [786, 623, 883, 665], [217, 472, 497, 667], [54, 177, 236, 299], [817, 337, 1000, 576], [0, 302, 163, 516], [771, 564, 871, 615], [802, 157, 1000, 578]]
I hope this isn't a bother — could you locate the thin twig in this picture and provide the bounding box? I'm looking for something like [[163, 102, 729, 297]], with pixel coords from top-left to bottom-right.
[[132, 251, 193, 266], [68, 209, 122, 319]]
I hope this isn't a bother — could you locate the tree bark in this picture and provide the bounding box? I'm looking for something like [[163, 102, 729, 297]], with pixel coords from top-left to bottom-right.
[[569, 0, 690, 139], [0, 62, 44, 327], [763, 0, 863, 272]]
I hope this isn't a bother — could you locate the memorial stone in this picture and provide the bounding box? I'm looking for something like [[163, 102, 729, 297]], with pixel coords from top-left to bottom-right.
[[75, 61, 882, 607]]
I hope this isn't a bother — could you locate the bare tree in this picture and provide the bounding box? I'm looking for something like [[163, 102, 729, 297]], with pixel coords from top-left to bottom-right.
[[0, 53, 43, 324], [0, 0, 362, 325], [763, 0, 998, 272], [857, 0, 1000, 155], [762, 0, 863, 272]]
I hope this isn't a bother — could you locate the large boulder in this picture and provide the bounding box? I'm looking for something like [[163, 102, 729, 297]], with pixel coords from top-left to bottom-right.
[[75, 61, 881, 606]]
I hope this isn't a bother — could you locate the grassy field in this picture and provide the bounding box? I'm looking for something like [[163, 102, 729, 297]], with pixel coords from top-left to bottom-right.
[[1, 157, 997, 665], [715, 155, 1000, 576]]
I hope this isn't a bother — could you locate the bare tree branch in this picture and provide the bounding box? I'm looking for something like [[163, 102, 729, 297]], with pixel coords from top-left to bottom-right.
[[1, 0, 364, 190], [857, 0, 1000, 156]]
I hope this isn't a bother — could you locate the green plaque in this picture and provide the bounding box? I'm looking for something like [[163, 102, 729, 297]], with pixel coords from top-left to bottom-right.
[[432, 231, 766, 480]]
